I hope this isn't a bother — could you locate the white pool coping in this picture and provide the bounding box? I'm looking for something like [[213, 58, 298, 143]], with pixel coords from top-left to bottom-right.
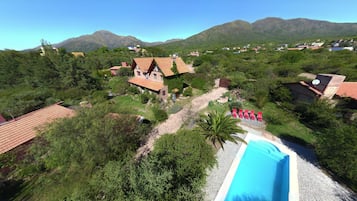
[[214, 133, 299, 201]]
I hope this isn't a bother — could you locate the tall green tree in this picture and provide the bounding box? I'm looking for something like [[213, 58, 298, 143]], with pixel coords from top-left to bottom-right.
[[315, 123, 357, 191], [197, 110, 246, 149]]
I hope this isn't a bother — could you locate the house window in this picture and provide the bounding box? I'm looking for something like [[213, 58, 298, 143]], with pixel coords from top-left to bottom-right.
[[162, 90, 166, 96], [153, 73, 157, 79], [160, 75, 163, 80]]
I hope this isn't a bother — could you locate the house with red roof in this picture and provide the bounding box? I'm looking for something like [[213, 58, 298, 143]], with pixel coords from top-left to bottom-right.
[[128, 56, 189, 101], [109, 62, 130, 76], [0, 104, 75, 154], [285, 74, 346, 103]]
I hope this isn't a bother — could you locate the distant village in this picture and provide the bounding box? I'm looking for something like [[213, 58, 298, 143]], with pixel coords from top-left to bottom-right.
[[185, 37, 357, 56]]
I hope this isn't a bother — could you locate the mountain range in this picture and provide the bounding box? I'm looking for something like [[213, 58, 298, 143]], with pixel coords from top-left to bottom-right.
[[53, 17, 357, 52]]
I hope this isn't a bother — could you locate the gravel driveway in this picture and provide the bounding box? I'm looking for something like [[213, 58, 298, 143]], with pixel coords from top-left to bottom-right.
[[135, 87, 228, 159]]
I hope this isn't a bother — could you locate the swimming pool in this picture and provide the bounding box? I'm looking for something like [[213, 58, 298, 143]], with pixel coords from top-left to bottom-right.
[[225, 140, 289, 201], [214, 134, 299, 201]]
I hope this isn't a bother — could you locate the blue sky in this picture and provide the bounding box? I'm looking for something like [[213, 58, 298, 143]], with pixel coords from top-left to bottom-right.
[[1, 0, 357, 50]]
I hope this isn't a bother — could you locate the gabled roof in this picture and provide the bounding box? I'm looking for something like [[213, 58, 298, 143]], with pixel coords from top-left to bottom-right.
[[128, 77, 164, 91], [132, 57, 189, 77], [336, 82, 357, 100], [154, 57, 189, 76], [0, 104, 75, 154], [172, 57, 190, 74], [133, 58, 154, 72]]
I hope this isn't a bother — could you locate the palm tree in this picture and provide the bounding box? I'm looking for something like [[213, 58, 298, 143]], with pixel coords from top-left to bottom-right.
[[197, 110, 246, 150]]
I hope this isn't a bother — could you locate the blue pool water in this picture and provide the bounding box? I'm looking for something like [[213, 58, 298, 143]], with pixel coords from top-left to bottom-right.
[[225, 140, 289, 201]]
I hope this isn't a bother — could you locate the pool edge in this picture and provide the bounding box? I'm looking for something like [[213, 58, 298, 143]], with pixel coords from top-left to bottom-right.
[[214, 133, 300, 201]]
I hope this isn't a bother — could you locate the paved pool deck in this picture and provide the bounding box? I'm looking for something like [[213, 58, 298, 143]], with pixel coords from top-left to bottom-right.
[[203, 124, 357, 201]]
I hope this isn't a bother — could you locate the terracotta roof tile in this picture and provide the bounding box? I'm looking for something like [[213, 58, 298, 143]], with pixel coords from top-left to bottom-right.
[[154, 57, 174, 76], [336, 82, 357, 100], [133, 57, 189, 77], [0, 104, 75, 154], [173, 57, 190, 74], [154, 57, 189, 76], [128, 77, 164, 91], [133, 58, 154, 72]]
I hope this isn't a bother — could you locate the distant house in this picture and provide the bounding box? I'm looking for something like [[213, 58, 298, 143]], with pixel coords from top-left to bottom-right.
[[109, 62, 129, 76], [71, 52, 85, 57], [128, 56, 189, 101], [189, 51, 200, 57], [285, 74, 346, 102], [329, 47, 354, 52], [0, 104, 75, 154]]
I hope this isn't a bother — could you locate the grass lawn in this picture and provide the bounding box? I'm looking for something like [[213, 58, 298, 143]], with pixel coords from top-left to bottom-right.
[[112, 95, 155, 121], [262, 102, 316, 146], [197, 98, 316, 146]]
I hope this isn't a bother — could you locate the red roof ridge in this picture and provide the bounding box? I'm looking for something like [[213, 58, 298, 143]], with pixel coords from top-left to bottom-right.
[[0, 104, 75, 154]]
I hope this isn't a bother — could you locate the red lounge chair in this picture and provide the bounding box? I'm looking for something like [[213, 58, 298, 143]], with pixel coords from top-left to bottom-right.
[[244, 109, 250, 119], [232, 108, 238, 118], [250, 110, 256, 120], [238, 109, 243, 119], [257, 112, 263, 122]]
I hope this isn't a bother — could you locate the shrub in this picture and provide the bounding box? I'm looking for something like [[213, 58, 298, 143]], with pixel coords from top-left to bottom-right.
[[127, 86, 140, 95], [140, 93, 150, 104], [183, 87, 193, 97], [229, 101, 242, 111], [191, 77, 206, 91], [164, 77, 184, 93], [152, 107, 168, 122]]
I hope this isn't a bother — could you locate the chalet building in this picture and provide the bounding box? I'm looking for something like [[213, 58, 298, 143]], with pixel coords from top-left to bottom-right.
[[128, 56, 189, 101]]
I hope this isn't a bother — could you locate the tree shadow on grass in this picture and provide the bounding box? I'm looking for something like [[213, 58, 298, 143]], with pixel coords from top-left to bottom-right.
[[0, 179, 25, 201], [279, 134, 318, 165]]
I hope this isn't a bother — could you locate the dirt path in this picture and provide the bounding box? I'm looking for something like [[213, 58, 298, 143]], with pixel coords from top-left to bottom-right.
[[135, 87, 228, 159]]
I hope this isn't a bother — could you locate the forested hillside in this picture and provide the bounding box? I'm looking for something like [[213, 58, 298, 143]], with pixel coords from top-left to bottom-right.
[[1, 41, 357, 200], [161, 17, 357, 49]]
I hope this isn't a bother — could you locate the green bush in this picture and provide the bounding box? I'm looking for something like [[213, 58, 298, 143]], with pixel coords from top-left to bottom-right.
[[152, 107, 168, 122], [127, 86, 140, 95], [264, 111, 285, 125], [140, 93, 150, 104], [164, 77, 184, 93], [229, 101, 242, 111], [183, 87, 193, 97], [191, 77, 206, 91]]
